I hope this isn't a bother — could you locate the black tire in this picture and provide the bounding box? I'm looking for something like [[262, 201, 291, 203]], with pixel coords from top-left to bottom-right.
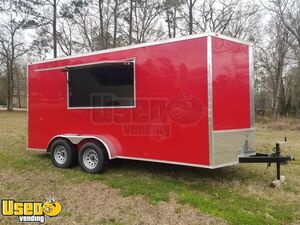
[[78, 142, 107, 174], [50, 139, 77, 168]]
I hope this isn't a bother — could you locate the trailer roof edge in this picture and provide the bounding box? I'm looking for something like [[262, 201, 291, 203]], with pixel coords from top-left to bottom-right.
[[29, 33, 253, 66]]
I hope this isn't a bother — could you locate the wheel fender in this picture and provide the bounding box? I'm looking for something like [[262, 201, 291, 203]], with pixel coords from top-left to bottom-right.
[[47, 134, 121, 159]]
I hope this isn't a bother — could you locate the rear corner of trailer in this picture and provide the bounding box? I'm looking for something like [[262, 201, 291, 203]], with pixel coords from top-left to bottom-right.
[[27, 62, 53, 152], [208, 34, 256, 168], [27, 63, 39, 151], [27, 63, 33, 151]]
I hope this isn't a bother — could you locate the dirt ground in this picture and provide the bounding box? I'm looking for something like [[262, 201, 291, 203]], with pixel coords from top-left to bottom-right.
[[0, 170, 226, 225], [61, 182, 226, 225]]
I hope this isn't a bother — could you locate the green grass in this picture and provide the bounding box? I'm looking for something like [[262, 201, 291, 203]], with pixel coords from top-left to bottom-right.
[[0, 111, 299, 225], [97, 218, 125, 225]]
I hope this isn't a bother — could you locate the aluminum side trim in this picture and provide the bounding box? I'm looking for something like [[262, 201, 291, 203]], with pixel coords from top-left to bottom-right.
[[27, 148, 47, 151], [116, 156, 214, 169], [214, 34, 253, 46], [211, 161, 239, 168], [214, 128, 255, 133], [34, 59, 135, 72], [249, 46, 255, 127], [34, 66, 65, 72], [207, 35, 214, 166]]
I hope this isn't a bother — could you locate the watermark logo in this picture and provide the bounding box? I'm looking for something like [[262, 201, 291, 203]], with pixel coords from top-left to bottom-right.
[[90, 94, 204, 138], [1, 197, 62, 223], [168, 95, 204, 125]]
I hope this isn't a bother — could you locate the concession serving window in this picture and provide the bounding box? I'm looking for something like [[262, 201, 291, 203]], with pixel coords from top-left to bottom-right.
[[67, 60, 135, 108]]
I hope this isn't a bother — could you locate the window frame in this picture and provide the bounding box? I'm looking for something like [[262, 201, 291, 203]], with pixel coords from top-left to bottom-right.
[[66, 59, 136, 109]]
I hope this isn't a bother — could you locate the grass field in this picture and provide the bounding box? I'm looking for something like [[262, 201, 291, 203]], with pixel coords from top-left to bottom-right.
[[0, 111, 299, 225]]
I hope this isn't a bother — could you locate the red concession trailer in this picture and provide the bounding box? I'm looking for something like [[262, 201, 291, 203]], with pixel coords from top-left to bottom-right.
[[28, 33, 257, 173]]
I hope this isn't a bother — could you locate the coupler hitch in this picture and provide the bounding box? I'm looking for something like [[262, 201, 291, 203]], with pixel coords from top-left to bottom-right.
[[239, 137, 295, 185]]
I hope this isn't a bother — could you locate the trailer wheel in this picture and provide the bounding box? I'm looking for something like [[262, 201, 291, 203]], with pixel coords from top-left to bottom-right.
[[50, 139, 77, 168], [78, 142, 107, 173]]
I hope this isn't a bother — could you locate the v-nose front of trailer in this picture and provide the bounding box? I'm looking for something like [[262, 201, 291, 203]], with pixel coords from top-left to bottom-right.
[[208, 34, 294, 183], [208, 35, 256, 168]]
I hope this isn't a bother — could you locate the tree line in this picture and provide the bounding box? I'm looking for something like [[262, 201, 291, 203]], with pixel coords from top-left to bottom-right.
[[0, 0, 299, 120]]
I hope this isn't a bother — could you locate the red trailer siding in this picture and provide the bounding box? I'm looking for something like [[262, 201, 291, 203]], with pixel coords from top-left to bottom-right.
[[28, 33, 255, 169], [28, 37, 210, 165]]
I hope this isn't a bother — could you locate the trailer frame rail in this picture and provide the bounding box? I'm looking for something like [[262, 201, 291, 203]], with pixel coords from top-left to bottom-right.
[[239, 138, 295, 181]]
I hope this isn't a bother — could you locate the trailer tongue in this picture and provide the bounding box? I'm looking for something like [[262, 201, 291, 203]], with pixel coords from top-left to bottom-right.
[[239, 137, 295, 185]]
